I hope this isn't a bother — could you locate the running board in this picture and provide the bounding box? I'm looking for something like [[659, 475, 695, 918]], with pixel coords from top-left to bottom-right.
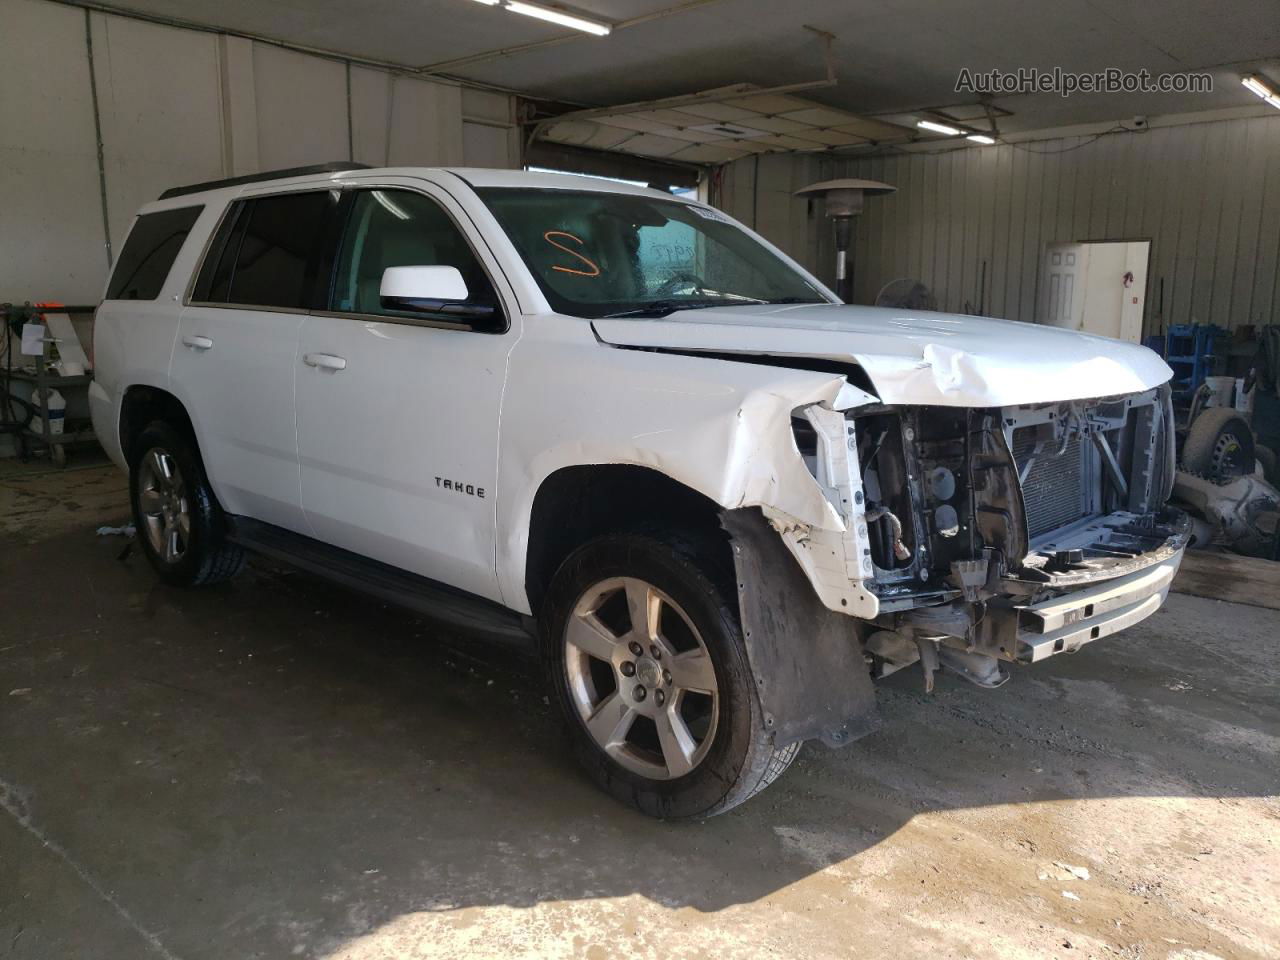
[[225, 516, 535, 649]]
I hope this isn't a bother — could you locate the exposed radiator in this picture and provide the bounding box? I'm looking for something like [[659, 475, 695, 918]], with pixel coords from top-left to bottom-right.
[[1012, 430, 1091, 539]]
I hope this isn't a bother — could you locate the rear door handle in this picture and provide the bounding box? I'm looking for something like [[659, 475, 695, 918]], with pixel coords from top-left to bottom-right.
[[182, 335, 213, 351], [303, 353, 347, 371]]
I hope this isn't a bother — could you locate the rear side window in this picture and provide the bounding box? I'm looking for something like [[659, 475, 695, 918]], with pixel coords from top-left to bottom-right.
[[105, 206, 203, 300], [192, 191, 331, 310]]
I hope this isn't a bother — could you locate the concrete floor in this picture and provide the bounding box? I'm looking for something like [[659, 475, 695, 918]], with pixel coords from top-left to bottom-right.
[[2, 461, 1278, 960]]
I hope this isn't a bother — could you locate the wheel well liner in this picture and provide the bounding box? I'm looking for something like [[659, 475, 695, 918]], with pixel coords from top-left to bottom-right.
[[524, 464, 728, 615], [119, 386, 195, 462]]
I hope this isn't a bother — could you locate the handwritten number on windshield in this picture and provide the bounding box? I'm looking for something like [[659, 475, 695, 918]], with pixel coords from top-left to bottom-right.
[[543, 231, 601, 278]]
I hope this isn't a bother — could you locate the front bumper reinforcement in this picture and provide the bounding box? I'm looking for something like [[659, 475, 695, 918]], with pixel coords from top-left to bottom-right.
[[986, 552, 1183, 663]]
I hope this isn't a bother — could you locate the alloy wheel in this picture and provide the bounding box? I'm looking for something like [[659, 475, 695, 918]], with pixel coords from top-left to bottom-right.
[[563, 576, 720, 780], [137, 447, 191, 565]]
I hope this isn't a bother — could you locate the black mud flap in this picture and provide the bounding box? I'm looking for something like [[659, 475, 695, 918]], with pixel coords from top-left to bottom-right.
[[721, 508, 881, 749]]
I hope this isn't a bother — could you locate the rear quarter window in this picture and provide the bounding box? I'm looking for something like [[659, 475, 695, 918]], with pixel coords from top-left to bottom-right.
[[105, 206, 204, 300]]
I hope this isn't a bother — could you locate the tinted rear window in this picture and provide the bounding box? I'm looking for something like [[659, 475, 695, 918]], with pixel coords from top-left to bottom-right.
[[225, 192, 330, 309], [105, 206, 203, 300]]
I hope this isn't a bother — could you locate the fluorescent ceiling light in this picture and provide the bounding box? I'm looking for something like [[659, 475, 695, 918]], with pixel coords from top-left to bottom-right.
[[1241, 74, 1280, 110], [504, 1, 611, 35], [469, 0, 500, 4], [1242, 75, 1270, 97], [966, 134, 996, 145], [917, 120, 961, 136]]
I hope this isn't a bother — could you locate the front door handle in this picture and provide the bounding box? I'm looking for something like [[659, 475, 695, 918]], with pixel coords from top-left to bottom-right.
[[303, 353, 347, 371], [182, 335, 213, 351]]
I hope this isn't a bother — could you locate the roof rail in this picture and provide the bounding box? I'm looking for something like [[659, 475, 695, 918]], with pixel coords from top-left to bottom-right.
[[157, 162, 371, 200]]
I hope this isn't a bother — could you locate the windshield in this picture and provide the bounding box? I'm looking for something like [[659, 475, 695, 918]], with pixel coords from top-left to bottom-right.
[[476, 187, 829, 318]]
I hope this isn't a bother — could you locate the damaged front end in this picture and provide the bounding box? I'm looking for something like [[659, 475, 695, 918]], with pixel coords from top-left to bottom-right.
[[777, 381, 1189, 694]]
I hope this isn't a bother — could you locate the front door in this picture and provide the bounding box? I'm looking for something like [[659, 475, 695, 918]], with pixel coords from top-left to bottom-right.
[[295, 180, 518, 603]]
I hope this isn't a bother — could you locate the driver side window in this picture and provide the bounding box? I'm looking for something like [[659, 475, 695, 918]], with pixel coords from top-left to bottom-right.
[[331, 189, 499, 324]]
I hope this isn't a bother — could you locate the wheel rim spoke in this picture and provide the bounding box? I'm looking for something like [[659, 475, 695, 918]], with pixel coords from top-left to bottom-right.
[[625, 579, 658, 642], [655, 707, 697, 778], [164, 523, 181, 563], [565, 612, 621, 662], [142, 514, 164, 547], [138, 447, 188, 565], [584, 692, 636, 749], [146, 450, 170, 487], [669, 648, 716, 693]]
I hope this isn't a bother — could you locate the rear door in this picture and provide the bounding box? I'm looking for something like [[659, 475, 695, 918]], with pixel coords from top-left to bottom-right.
[[294, 179, 519, 602], [172, 188, 337, 532]]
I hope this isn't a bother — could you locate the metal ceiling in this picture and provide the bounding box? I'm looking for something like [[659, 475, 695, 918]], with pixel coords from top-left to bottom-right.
[[65, 0, 1280, 140], [538, 87, 916, 164]]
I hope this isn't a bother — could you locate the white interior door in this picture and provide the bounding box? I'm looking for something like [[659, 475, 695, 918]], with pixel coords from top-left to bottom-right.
[[1041, 241, 1149, 342], [1040, 243, 1089, 331]]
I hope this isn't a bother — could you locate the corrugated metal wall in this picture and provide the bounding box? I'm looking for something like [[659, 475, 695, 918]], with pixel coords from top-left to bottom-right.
[[718, 114, 1280, 335], [0, 0, 521, 303]]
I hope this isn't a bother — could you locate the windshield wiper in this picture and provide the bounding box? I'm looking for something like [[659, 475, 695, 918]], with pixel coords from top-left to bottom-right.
[[601, 299, 756, 319], [765, 296, 826, 304]]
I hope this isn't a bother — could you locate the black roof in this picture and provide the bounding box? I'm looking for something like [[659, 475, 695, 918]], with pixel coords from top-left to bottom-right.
[[157, 162, 370, 200]]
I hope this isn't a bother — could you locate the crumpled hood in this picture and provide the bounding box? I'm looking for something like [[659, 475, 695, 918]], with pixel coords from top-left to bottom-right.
[[592, 303, 1172, 407]]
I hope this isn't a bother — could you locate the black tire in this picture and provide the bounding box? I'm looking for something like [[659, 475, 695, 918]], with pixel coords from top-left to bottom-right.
[[129, 421, 245, 587], [541, 533, 799, 819], [1181, 407, 1255, 479]]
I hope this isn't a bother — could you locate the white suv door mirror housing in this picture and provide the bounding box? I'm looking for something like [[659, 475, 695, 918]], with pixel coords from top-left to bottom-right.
[[378, 265, 498, 323], [380, 265, 468, 303]]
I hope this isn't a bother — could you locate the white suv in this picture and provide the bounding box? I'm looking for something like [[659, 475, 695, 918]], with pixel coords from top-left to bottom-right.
[[92, 163, 1188, 817]]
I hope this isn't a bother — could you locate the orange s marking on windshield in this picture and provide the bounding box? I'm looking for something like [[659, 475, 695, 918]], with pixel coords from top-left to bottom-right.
[[543, 231, 601, 277]]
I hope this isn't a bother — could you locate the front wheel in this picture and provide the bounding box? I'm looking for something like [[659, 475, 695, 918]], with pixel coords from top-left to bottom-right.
[[542, 534, 798, 818]]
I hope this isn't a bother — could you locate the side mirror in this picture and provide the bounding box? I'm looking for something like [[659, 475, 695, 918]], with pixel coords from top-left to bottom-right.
[[379, 265, 495, 321]]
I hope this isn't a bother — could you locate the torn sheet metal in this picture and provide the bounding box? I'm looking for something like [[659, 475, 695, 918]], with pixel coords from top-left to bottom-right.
[[722, 507, 881, 749], [497, 322, 875, 612], [762, 397, 880, 619], [591, 304, 1173, 407]]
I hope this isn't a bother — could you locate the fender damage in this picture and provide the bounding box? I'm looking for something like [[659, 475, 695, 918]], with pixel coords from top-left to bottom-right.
[[498, 326, 880, 616]]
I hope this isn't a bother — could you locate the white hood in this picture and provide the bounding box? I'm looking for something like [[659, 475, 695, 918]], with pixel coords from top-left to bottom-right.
[[592, 303, 1172, 408]]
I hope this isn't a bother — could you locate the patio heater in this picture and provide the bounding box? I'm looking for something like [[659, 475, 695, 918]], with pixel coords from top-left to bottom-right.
[[795, 178, 896, 303]]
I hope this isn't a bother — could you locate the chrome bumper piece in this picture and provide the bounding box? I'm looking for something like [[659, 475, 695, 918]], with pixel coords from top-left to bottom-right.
[[1005, 552, 1183, 663]]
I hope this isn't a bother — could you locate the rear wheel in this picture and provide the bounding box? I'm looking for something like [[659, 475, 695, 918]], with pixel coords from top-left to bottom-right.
[[542, 534, 798, 818], [129, 421, 245, 586]]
